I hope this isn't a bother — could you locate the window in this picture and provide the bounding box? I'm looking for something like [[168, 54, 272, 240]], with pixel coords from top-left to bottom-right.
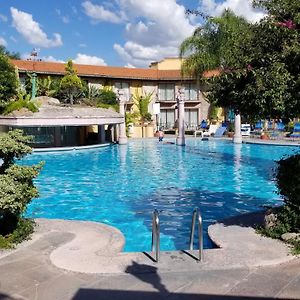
[[184, 83, 198, 101], [160, 109, 175, 129], [114, 82, 130, 101], [184, 109, 198, 129], [158, 83, 175, 101]]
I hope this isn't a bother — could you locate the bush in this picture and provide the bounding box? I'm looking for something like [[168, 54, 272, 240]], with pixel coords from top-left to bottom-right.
[[0, 130, 42, 247], [0, 218, 35, 249], [259, 153, 300, 253], [276, 153, 300, 231], [3, 98, 39, 115]]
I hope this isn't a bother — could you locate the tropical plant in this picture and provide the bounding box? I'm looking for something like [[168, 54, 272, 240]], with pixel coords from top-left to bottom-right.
[[0, 51, 18, 113], [186, 1, 300, 119], [0, 45, 20, 59], [60, 60, 83, 105], [132, 90, 153, 123], [0, 130, 43, 239], [180, 10, 252, 81], [3, 92, 39, 115], [38, 76, 58, 97]]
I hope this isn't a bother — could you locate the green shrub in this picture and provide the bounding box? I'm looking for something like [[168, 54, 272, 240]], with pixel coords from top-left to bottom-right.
[[276, 153, 300, 230], [0, 218, 35, 249], [97, 103, 119, 112], [3, 98, 39, 115], [0, 130, 42, 244], [97, 88, 117, 105]]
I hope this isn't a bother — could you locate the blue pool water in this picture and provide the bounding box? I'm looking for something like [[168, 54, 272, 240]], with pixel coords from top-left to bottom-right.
[[23, 139, 298, 252]]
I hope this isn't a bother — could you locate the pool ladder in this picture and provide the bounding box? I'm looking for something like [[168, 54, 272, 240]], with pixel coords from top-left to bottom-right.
[[151, 208, 203, 263]]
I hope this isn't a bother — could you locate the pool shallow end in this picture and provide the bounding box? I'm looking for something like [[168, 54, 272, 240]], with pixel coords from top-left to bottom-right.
[[1, 214, 294, 274]]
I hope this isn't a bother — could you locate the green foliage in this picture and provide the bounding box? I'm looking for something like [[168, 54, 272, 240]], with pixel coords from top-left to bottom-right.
[[125, 111, 140, 126], [0, 218, 35, 249], [259, 153, 300, 253], [0, 52, 18, 111], [0, 130, 42, 241], [133, 90, 153, 123], [0, 129, 33, 171], [60, 60, 83, 105], [0, 45, 20, 60], [276, 154, 300, 223], [184, 1, 300, 119], [98, 88, 117, 105], [180, 10, 252, 79], [3, 93, 39, 115]]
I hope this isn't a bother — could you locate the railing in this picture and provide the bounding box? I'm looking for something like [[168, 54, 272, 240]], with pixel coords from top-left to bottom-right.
[[151, 209, 160, 263], [189, 208, 203, 262]]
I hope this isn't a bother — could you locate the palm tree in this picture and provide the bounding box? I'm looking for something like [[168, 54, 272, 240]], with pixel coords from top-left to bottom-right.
[[179, 10, 252, 80]]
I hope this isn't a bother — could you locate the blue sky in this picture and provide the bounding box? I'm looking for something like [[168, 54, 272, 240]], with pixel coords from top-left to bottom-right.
[[0, 0, 264, 68]]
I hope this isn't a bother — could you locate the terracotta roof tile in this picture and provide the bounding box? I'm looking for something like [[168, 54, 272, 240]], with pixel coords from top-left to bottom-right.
[[11, 59, 218, 81]]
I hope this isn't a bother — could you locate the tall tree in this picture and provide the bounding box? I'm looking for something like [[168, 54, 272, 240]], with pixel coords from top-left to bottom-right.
[[183, 1, 300, 119], [60, 60, 83, 105], [0, 51, 18, 113], [180, 10, 253, 81]]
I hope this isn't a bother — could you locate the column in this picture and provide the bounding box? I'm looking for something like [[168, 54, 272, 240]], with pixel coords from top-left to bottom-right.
[[176, 87, 186, 146], [233, 112, 242, 144], [98, 125, 106, 144], [117, 89, 128, 145]]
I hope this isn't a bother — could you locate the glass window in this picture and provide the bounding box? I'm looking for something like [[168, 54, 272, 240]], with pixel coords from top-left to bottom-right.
[[184, 83, 198, 101], [160, 109, 175, 129], [158, 83, 175, 101], [114, 82, 130, 101], [185, 109, 198, 129]]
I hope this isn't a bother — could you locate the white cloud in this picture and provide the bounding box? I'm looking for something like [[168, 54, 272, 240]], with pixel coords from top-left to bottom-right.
[[82, 1, 122, 24], [0, 37, 7, 47], [200, 0, 265, 23], [112, 0, 195, 67], [73, 53, 107, 66], [79, 43, 87, 48], [0, 13, 8, 22], [10, 7, 63, 48]]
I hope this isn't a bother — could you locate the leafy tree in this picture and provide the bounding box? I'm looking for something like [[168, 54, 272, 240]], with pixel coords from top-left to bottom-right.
[[0, 52, 18, 112], [0, 45, 20, 59], [133, 91, 153, 123], [0, 130, 42, 236], [60, 60, 83, 105], [180, 10, 252, 80]]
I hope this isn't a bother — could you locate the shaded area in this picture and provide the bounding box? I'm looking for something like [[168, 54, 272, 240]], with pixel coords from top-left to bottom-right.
[[72, 289, 282, 300]]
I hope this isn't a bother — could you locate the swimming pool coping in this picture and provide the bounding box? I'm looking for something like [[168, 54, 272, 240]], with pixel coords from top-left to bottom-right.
[[33, 143, 111, 153], [1, 212, 296, 274]]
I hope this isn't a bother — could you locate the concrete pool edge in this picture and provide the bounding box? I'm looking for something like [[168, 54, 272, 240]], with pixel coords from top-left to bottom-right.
[[0, 212, 297, 274], [33, 142, 112, 153]]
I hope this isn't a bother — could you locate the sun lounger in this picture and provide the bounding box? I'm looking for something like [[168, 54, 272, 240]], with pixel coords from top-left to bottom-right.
[[290, 122, 300, 138], [214, 126, 227, 137]]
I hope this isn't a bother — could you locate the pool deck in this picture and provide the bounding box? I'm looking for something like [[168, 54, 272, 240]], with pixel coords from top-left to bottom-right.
[[0, 213, 299, 300]]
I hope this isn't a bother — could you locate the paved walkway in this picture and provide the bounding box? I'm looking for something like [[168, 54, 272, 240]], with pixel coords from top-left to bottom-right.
[[0, 213, 299, 300]]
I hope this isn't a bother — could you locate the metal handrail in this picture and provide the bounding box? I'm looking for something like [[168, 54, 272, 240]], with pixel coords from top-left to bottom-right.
[[189, 208, 203, 262], [151, 209, 160, 262]]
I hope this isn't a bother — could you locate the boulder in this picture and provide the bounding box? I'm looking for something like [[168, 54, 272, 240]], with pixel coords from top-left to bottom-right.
[[264, 207, 281, 229], [281, 232, 300, 242]]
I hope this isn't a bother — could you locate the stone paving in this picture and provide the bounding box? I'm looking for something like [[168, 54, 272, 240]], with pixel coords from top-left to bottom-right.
[[0, 214, 299, 300]]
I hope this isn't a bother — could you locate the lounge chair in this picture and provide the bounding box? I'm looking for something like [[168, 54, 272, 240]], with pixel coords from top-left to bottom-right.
[[214, 126, 227, 137], [194, 120, 208, 137], [290, 122, 300, 138], [202, 124, 218, 137], [269, 122, 286, 139]]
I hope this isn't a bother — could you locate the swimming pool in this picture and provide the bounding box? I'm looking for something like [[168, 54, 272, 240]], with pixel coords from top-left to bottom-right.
[[23, 139, 298, 252]]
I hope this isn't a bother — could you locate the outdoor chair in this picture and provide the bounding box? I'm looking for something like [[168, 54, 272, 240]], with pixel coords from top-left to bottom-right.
[[213, 126, 227, 137], [290, 122, 300, 139]]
